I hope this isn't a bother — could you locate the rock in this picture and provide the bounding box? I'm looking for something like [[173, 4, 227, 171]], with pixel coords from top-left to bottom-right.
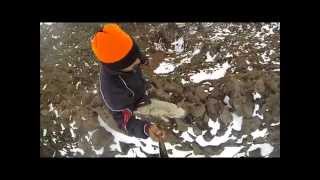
[[267, 126, 280, 144], [175, 143, 193, 151], [242, 117, 261, 135], [90, 127, 114, 149], [268, 144, 280, 157], [175, 118, 189, 132], [220, 107, 233, 126], [192, 126, 202, 136], [194, 86, 208, 102], [253, 137, 266, 144], [232, 95, 254, 118], [184, 89, 200, 103], [191, 142, 204, 155], [80, 116, 100, 133], [119, 142, 136, 155], [190, 103, 206, 119], [206, 98, 224, 121], [203, 146, 224, 156], [203, 113, 210, 123], [203, 130, 213, 142], [90, 95, 103, 108], [254, 79, 265, 93], [249, 148, 262, 157], [41, 109, 49, 116]]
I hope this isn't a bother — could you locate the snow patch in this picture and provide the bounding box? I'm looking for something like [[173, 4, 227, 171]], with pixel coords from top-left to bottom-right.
[[190, 62, 231, 83], [153, 62, 176, 74], [251, 128, 268, 139], [247, 143, 274, 157], [252, 104, 264, 119], [253, 92, 262, 100], [171, 37, 184, 54]]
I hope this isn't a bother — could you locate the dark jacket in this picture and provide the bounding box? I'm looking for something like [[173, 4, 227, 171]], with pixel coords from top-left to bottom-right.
[[99, 63, 150, 138]]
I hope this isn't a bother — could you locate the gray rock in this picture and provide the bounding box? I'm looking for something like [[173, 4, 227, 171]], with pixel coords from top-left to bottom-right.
[[249, 148, 262, 157], [219, 107, 233, 126], [206, 98, 223, 120], [192, 126, 202, 136], [203, 130, 213, 142], [90, 127, 114, 149]]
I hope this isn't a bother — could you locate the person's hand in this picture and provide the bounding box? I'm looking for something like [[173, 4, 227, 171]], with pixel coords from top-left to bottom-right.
[[148, 124, 167, 142]]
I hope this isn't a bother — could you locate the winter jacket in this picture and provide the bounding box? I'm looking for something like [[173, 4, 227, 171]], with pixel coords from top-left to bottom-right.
[[99, 63, 150, 138]]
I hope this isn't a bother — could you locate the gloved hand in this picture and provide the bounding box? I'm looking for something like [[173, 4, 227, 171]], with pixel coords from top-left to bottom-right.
[[148, 124, 167, 142]]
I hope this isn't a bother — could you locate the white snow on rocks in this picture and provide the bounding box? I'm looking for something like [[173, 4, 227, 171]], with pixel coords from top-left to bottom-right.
[[190, 62, 231, 83], [251, 128, 268, 139], [153, 62, 176, 74], [253, 92, 262, 100], [252, 104, 264, 119], [247, 143, 274, 157], [171, 37, 184, 54]]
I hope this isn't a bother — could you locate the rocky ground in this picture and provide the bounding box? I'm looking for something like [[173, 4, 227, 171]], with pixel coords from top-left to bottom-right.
[[40, 22, 280, 158]]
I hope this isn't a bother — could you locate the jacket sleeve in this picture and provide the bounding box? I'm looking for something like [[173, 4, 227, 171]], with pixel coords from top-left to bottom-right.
[[110, 107, 151, 139]]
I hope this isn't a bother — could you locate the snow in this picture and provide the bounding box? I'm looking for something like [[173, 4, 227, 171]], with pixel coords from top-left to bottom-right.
[[153, 62, 176, 74], [52, 35, 59, 39], [247, 66, 253, 71], [196, 113, 242, 147], [59, 148, 67, 156], [98, 116, 159, 156], [211, 146, 244, 157], [70, 129, 76, 138], [247, 143, 274, 157], [231, 113, 243, 131], [181, 78, 189, 84], [252, 104, 264, 119], [190, 61, 231, 83], [70, 147, 85, 156], [209, 87, 214, 91], [208, 118, 220, 136], [246, 60, 251, 64], [236, 135, 248, 143], [54, 109, 59, 118], [233, 152, 246, 157], [92, 146, 104, 156], [261, 51, 271, 63], [251, 128, 268, 139], [180, 131, 194, 143], [205, 51, 216, 62], [42, 84, 47, 90], [43, 129, 47, 136], [171, 37, 184, 54], [172, 128, 179, 134], [41, 22, 53, 25], [223, 96, 232, 108], [253, 92, 262, 100], [271, 122, 280, 126], [154, 42, 165, 51], [53, 46, 57, 50], [176, 23, 186, 28], [60, 123, 65, 131], [92, 89, 98, 94], [226, 53, 233, 58], [75, 81, 81, 90]]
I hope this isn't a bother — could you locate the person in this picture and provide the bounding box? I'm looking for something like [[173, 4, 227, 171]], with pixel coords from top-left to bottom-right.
[[91, 23, 167, 142]]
